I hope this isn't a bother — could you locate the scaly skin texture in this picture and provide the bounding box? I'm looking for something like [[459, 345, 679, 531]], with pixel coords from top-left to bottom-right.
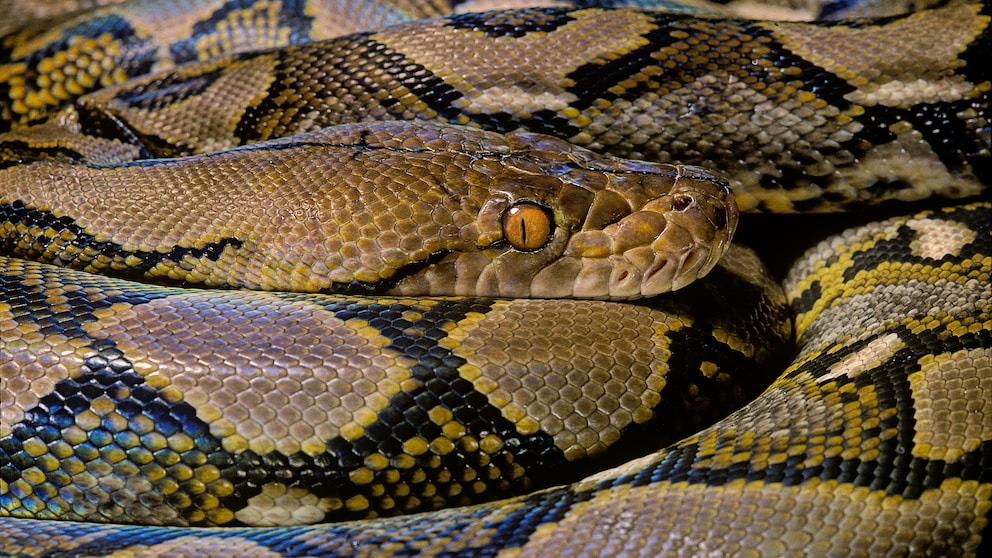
[[1, 1, 988, 211], [0, 203, 988, 555], [0, 243, 791, 531], [0, 0, 990, 556], [1, 121, 737, 298]]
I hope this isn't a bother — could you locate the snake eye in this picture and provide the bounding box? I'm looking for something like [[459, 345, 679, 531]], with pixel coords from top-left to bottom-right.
[[502, 202, 552, 251]]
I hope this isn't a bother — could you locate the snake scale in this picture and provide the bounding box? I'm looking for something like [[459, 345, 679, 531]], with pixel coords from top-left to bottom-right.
[[0, 0, 990, 555]]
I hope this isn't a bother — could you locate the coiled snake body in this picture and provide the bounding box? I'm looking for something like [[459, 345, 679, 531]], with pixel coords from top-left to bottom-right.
[[0, 0, 990, 556]]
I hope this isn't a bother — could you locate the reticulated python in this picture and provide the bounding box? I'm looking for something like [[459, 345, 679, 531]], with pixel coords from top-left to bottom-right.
[[0, 0, 990, 556]]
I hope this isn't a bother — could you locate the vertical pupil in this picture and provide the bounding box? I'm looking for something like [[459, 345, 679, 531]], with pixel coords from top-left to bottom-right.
[[502, 202, 552, 251]]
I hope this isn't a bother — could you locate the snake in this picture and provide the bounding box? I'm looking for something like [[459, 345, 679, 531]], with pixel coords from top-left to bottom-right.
[[0, 0, 990, 555]]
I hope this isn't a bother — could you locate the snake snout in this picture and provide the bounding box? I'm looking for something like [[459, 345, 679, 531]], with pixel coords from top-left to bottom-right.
[[557, 166, 737, 299], [650, 169, 738, 292]]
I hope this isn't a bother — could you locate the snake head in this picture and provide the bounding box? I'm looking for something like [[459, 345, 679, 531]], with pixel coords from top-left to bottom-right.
[[2, 119, 735, 298], [394, 130, 738, 300]]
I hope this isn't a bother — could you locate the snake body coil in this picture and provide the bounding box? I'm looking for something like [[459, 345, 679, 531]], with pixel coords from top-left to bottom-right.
[[1, 0, 990, 556]]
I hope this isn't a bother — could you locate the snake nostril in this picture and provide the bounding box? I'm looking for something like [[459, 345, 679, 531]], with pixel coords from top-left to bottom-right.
[[672, 195, 692, 212]]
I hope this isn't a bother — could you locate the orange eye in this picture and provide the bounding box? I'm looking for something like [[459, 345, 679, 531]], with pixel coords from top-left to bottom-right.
[[502, 203, 552, 251]]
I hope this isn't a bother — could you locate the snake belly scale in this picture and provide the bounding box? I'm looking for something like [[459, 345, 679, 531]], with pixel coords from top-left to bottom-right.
[[0, 0, 990, 556]]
